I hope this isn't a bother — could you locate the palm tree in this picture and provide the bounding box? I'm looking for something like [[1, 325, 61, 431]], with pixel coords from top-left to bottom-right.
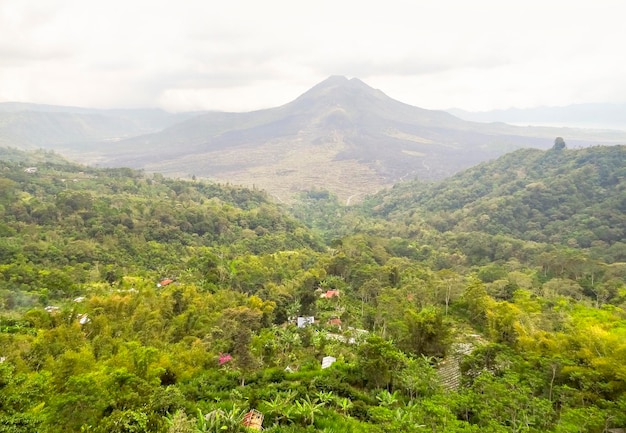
[[276, 327, 301, 364], [393, 405, 425, 430], [376, 389, 400, 408], [294, 395, 324, 426], [165, 410, 194, 433], [262, 391, 298, 426], [315, 390, 334, 406], [197, 406, 247, 433], [195, 408, 209, 432], [219, 407, 247, 432], [336, 397, 353, 416], [263, 395, 285, 426]]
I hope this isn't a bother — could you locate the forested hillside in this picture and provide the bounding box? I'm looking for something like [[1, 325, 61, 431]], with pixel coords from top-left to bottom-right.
[[365, 144, 626, 264], [1, 146, 625, 432]]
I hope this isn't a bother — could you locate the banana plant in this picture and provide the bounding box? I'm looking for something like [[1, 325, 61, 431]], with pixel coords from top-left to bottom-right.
[[293, 395, 324, 426]]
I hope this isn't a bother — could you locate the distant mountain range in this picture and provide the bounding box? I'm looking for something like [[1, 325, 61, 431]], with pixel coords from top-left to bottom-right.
[[448, 103, 626, 131], [0, 102, 199, 148], [2, 77, 626, 202]]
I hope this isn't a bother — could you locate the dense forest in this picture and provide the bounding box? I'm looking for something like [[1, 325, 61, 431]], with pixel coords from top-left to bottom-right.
[[1, 144, 625, 432]]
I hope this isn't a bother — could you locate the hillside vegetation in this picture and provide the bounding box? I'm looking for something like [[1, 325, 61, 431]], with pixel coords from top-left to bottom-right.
[[364, 144, 626, 263], [1, 146, 625, 432]]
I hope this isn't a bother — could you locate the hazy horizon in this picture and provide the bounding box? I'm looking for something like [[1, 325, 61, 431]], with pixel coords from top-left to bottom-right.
[[2, 1, 626, 113]]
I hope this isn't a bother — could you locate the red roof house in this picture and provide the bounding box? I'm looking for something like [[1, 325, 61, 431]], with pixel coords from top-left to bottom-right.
[[157, 279, 174, 287], [328, 317, 342, 327]]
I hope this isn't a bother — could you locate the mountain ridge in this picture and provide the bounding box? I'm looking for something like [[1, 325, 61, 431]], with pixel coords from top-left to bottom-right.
[[2, 76, 626, 202], [448, 102, 626, 131], [364, 144, 626, 263]]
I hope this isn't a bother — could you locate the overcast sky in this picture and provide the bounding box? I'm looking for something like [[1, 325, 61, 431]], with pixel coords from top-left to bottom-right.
[[1, 0, 625, 113]]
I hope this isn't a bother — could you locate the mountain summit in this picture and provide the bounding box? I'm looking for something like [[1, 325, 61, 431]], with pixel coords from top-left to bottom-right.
[[3, 76, 625, 202], [292, 75, 385, 106], [287, 76, 458, 128], [100, 76, 500, 201]]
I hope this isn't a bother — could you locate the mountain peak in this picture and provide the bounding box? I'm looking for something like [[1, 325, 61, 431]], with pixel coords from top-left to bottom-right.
[[320, 75, 350, 85], [290, 76, 387, 111], [308, 75, 375, 92]]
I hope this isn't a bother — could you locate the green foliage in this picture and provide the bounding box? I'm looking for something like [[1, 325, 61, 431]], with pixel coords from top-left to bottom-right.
[[366, 146, 626, 262], [357, 335, 405, 389], [1, 147, 625, 432]]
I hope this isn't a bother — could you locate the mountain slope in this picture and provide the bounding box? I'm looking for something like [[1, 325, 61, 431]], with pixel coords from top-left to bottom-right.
[[96, 76, 626, 202], [2, 149, 626, 432], [3, 78, 626, 203], [366, 144, 626, 261]]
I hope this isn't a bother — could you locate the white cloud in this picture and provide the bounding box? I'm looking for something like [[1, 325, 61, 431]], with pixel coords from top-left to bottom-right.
[[1, 0, 625, 111]]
